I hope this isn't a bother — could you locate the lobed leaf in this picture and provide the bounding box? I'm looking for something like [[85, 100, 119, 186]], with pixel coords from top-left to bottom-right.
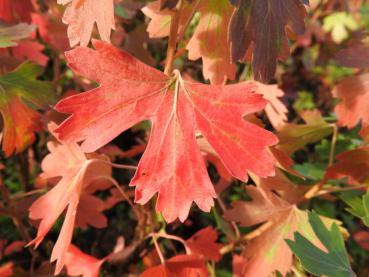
[[228, 0, 308, 82], [286, 211, 355, 277], [55, 40, 278, 222], [0, 62, 53, 156]]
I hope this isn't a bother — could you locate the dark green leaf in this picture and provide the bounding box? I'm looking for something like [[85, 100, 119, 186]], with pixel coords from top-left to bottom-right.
[[286, 211, 355, 277]]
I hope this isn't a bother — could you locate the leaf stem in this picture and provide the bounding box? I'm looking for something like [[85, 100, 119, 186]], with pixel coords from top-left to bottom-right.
[[11, 189, 46, 200], [153, 232, 191, 254], [215, 192, 240, 240], [177, 0, 200, 42], [311, 184, 368, 198], [328, 123, 338, 167], [151, 233, 166, 264], [164, 0, 182, 75], [90, 158, 137, 170], [110, 162, 137, 170]]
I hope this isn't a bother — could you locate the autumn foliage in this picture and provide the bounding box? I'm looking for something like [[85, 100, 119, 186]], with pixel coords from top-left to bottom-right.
[[1, 0, 369, 276]]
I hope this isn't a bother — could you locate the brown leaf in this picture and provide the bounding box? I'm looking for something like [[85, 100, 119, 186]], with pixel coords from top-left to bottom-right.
[[228, 0, 307, 81]]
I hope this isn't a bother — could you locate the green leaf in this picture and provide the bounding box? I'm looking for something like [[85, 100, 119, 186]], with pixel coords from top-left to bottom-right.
[[0, 62, 54, 156], [0, 62, 53, 106], [323, 12, 359, 43], [362, 193, 369, 226], [212, 208, 237, 241], [340, 190, 369, 227], [293, 91, 316, 112], [278, 110, 332, 154], [286, 211, 355, 277], [0, 23, 35, 47]]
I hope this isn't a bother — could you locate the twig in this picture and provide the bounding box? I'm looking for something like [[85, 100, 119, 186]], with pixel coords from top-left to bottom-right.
[[164, 0, 182, 75], [310, 184, 368, 199], [215, 193, 240, 240], [109, 162, 137, 170], [152, 233, 191, 254], [11, 189, 46, 200], [92, 158, 137, 170], [220, 221, 274, 255], [177, 0, 200, 42], [243, 221, 273, 241], [16, 152, 31, 191]]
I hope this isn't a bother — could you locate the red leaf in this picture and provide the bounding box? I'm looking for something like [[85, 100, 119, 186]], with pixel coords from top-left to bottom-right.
[[55, 40, 277, 222], [31, 13, 70, 52], [75, 194, 107, 229], [204, 152, 233, 182], [141, 254, 208, 277], [0, 0, 34, 23], [65, 244, 106, 277], [0, 263, 13, 277], [270, 147, 303, 178], [11, 40, 48, 66], [197, 137, 233, 181], [186, 227, 222, 261], [4, 241, 25, 256], [57, 0, 115, 47], [325, 147, 369, 185], [353, 230, 369, 251], [332, 73, 369, 140], [232, 255, 247, 277]]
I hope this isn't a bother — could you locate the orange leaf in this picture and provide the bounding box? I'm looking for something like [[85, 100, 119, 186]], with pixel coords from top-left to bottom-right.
[[141, 254, 208, 277], [186, 0, 236, 84], [186, 227, 222, 261], [65, 244, 106, 277], [256, 83, 288, 130], [332, 73, 369, 140], [57, 0, 115, 47], [28, 136, 111, 274]]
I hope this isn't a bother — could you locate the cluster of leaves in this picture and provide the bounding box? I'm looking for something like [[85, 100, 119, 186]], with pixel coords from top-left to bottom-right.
[[0, 0, 369, 276]]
